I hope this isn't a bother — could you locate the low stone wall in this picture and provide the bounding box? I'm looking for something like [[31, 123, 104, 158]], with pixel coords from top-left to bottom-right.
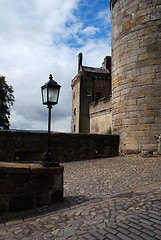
[[0, 162, 64, 214], [0, 131, 119, 163]]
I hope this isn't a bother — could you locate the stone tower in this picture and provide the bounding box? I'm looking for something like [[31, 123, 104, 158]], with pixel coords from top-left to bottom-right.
[[71, 53, 111, 133], [111, 0, 161, 153]]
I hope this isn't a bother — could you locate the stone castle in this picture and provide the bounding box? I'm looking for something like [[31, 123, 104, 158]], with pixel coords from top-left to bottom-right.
[[71, 0, 161, 154], [71, 53, 112, 134]]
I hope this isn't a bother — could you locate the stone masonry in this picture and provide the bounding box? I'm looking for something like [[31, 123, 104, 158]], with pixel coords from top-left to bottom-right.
[[111, 0, 161, 153], [90, 98, 112, 134], [0, 162, 64, 214]]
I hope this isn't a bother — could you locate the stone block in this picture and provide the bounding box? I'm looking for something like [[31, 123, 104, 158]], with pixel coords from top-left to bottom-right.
[[126, 3, 139, 14], [151, 124, 161, 130], [122, 21, 136, 31], [140, 65, 159, 75], [138, 117, 155, 124], [51, 190, 63, 204], [135, 59, 149, 68], [120, 88, 131, 95], [9, 194, 34, 212], [35, 192, 50, 207], [0, 179, 15, 194], [123, 141, 139, 151], [155, 117, 161, 124], [126, 68, 140, 77], [123, 118, 137, 125], [151, 11, 161, 21], [131, 47, 148, 58]]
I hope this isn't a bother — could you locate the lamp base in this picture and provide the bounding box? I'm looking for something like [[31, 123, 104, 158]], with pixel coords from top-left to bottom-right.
[[41, 162, 60, 167], [41, 150, 59, 167]]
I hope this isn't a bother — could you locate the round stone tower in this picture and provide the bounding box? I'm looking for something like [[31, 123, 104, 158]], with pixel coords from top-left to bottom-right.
[[110, 0, 161, 153]]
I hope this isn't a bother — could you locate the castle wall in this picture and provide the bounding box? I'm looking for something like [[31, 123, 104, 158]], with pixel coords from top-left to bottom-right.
[[111, 0, 161, 153], [71, 77, 81, 133], [89, 98, 112, 134]]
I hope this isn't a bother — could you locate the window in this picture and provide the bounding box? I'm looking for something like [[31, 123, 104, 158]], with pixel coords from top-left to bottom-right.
[[74, 108, 76, 116], [74, 125, 76, 132], [73, 92, 75, 99], [86, 88, 92, 96]]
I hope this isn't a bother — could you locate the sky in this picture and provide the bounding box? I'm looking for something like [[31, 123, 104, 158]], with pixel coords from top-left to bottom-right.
[[0, 0, 111, 132]]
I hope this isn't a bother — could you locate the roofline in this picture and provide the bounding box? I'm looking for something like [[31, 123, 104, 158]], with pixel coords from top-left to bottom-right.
[[71, 66, 110, 87], [82, 66, 109, 73]]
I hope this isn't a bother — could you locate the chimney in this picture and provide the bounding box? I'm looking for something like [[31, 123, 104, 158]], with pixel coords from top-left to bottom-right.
[[102, 56, 111, 72], [78, 53, 83, 72]]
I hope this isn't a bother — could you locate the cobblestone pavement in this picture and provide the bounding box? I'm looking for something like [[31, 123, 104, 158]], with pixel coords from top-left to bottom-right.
[[0, 156, 161, 239]]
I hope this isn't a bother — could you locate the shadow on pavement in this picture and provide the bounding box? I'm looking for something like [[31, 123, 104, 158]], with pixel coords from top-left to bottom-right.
[[0, 195, 90, 225]]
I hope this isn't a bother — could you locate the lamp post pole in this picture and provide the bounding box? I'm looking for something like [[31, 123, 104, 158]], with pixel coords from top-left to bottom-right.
[[41, 74, 61, 167], [48, 105, 52, 157], [45, 104, 52, 163], [43, 104, 59, 167]]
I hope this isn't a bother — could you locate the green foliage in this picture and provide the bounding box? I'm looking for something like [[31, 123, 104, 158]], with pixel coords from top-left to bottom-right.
[[106, 127, 112, 135], [0, 76, 15, 130]]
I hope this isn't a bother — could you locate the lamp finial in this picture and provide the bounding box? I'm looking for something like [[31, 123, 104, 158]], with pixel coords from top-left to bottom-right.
[[49, 74, 53, 81]]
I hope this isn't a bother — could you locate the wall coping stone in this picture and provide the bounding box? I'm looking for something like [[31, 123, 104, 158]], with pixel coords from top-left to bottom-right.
[[0, 162, 64, 175], [0, 129, 117, 136]]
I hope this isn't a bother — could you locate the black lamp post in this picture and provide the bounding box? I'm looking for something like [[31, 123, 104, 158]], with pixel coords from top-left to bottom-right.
[[41, 74, 61, 167]]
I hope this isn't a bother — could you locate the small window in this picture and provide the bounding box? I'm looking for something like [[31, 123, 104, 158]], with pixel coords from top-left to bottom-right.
[[73, 92, 75, 99], [86, 88, 92, 96], [74, 108, 76, 116], [74, 125, 76, 132]]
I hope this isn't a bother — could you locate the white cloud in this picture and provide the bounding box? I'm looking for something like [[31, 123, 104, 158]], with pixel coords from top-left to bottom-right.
[[97, 9, 111, 25], [82, 27, 100, 36], [0, 0, 111, 132], [78, 39, 111, 68]]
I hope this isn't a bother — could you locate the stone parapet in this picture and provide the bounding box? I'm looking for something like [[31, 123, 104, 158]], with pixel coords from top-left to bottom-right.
[[0, 162, 64, 214], [0, 130, 119, 162]]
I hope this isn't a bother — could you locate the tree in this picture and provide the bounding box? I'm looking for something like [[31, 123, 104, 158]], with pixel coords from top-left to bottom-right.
[[0, 76, 15, 130]]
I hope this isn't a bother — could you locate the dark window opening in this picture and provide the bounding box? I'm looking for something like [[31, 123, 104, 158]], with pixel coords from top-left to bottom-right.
[[74, 108, 76, 116], [86, 88, 92, 96]]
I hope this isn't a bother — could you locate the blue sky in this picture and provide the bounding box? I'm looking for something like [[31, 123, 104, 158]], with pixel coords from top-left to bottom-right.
[[0, 0, 111, 132]]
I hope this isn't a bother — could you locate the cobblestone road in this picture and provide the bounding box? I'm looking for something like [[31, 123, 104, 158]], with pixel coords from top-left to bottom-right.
[[0, 156, 161, 239]]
